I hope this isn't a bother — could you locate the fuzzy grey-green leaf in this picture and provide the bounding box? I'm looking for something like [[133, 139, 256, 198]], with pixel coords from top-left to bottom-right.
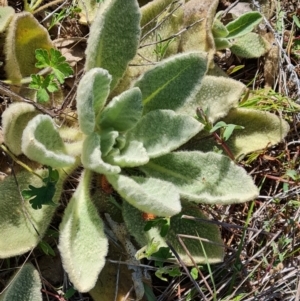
[[106, 174, 181, 216], [0, 263, 42, 301], [195, 108, 290, 158], [106, 140, 149, 167], [100, 87, 143, 132], [85, 0, 141, 90], [226, 11, 263, 39], [230, 32, 270, 58], [21, 115, 75, 168], [0, 170, 60, 258], [134, 52, 208, 114], [176, 75, 245, 123], [141, 151, 259, 204], [127, 110, 203, 158], [77, 68, 112, 135], [81, 132, 121, 174], [2, 102, 38, 155], [58, 170, 108, 292]]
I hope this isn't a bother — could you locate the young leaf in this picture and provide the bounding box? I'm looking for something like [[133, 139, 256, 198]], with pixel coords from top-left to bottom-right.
[[225, 11, 263, 39], [81, 132, 121, 174], [76, 68, 112, 135], [22, 167, 59, 209], [99, 87, 143, 132], [222, 124, 244, 141], [29, 74, 59, 103]]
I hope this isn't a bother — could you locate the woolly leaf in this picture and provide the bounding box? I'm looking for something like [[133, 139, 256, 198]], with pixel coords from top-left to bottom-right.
[[77, 0, 99, 24], [106, 140, 149, 167], [141, 151, 259, 204], [100, 130, 119, 157], [226, 11, 263, 39], [0, 169, 62, 258], [4, 12, 54, 84], [21, 115, 75, 168], [85, 0, 141, 90], [0, 263, 42, 301], [180, 0, 218, 60], [134, 52, 208, 114], [2, 102, 38, 155], [58, 170, 108, 292], [0, 6, 15, 33], [176, 75, 245, 123], [100, 87, 143, 132], [212, 18, 229, 38], [81, 132, 121, 174], [214, 37, 232, 50], [127, 110, 203, 158], [230, 32, 270, 58], [76, 68, 112, 135], [123, 201, 224, 265], [106, 174, 181, 217]]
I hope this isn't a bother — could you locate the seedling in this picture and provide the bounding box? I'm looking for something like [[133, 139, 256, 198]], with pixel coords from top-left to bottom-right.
[[29, 48, 73, 102]]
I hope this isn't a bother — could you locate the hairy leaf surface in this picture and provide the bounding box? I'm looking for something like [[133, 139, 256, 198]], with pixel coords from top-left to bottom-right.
[[106, 174, 181, 216], [141, 151, 259, 204]]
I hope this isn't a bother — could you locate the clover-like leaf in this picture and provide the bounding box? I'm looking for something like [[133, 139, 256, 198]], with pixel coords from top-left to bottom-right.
[[29, 74, 59, 103], [0, 169, 61, 258], [35, 48, 73, 83], [21, 114, 75, 168], [134, 52, 208, 114], [58, 170, 109, 292], [22, 167, 59, 209], [141, 151, 259, 204], [106, 174, 181, 217], [100, 87, 143, 132], [127, 110, 203, 158], [0, 263, 42, 301], [76, 68, 112, 135], [194, 108, 290, 158]]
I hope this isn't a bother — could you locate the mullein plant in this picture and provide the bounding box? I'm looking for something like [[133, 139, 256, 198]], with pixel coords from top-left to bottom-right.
[[0, 0, 290, 299]]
